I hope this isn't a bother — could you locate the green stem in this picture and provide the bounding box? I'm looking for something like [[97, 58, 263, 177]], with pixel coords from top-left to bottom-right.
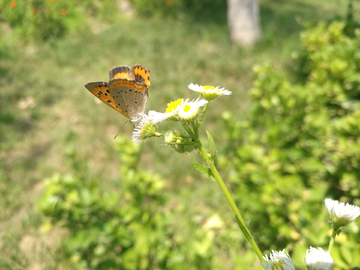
[[179, 140, 197, 147], [192, 120, 199, 139], [197, 140, 265, 264], [182, 123, 195, 137], [198, 103, 208, 127], [328, 227, 338, 253]]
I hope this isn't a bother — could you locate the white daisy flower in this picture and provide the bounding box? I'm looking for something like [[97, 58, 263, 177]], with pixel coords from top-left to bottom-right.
[[325, 198, 360, 227], [261, 250, 295, 270], [178, 97, 208, 121], [305, 247, 334, 270], [188, 83, 231, 101], [147, 110, 173, 124], [132, 115, 157, 143]]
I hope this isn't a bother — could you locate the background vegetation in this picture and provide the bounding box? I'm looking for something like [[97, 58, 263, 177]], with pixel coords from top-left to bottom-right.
[[1, 0, 360, 269]]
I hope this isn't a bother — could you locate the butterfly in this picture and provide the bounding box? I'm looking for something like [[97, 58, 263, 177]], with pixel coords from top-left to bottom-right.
[[85, 65, 151, 122]]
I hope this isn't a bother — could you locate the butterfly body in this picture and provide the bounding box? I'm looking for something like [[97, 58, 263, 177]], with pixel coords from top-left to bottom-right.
[[85, 65, 151, 121]]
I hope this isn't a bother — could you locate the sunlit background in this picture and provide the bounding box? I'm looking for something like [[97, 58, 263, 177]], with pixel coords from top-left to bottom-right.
[[1, 0, 359, 269]]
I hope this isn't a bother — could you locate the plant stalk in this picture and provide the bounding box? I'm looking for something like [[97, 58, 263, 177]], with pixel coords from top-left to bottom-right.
[[197, 141, 265, 264], [198, 103, 208, 127], [328, 227, 338, 253]]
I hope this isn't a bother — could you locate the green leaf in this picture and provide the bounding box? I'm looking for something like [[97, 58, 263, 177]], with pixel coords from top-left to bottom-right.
[[340, 246, 353, 265], [192, 163, 214, 179], [331, 246, 349, 269], [206, 130, 216, 160], [352, 247, 360, 265]]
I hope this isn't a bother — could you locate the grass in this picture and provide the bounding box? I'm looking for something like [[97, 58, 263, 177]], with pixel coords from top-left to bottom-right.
[[0, 0, 357, 268]]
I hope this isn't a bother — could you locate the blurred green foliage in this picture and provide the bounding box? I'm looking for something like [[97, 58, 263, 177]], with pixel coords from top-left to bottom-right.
[[0, 0, 117, 41], [129, 0, 226, 23], [38, 137, 219, 270], [221, 21, 360, 269], [36, 20, 360, 268], [2, 0, 359, 268]]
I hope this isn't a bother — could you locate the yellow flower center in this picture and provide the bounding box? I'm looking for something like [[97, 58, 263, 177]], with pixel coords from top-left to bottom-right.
[[166, 98, 184, 114], [272, 262, 285, 270], [203, 86, 216, 91], [178, 103, 199, 121]]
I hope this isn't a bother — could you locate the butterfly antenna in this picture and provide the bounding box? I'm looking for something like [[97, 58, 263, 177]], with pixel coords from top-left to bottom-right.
[[114, 119, 130, 139]]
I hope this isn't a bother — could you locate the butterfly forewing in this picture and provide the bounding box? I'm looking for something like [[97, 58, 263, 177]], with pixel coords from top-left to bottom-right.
[[85, 81, 130, 118]]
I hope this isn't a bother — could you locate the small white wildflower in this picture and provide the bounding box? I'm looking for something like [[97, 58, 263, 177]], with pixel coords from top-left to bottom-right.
[[147, 110, 173, 124], [325, 198, 360, 227], [305, 247, 334, 270], [261, 250, 295, 270], [178, 97, 208, 121], [188, 83, 231, 101], [178, 103, 199, 121], [132, 115, 157, 143]]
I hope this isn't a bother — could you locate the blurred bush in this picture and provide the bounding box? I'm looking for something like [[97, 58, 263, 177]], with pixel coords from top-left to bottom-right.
[[129, 0, 226, 22], [0, 0, 226, 43], [0, 0, 117, 41], [38, 136, 218, 269], [221, 21, 360, 269]]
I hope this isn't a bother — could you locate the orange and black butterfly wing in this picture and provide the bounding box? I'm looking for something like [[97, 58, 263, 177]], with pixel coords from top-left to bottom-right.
[[109, 65, 151, 88], [84, 81, 130, 118], [108, 65, 151, 120], [85, 65, 151, 120], [132, 65, 151, 88], [108, 79, 148, 121], [109, 66, 134, 81]]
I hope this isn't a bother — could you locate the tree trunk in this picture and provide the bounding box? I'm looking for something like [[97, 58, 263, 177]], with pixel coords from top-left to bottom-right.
[[227, 0, 261, 47]]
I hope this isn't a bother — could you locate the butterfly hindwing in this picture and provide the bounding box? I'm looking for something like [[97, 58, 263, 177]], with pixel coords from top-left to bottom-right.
[[109, 66, 135, 81], [133, 65, 151, 88], [108, 79, 148, 120]]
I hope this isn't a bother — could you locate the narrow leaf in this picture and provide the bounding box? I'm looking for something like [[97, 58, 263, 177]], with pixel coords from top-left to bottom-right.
[[192, 163, 214, 179], [206, 130, 216, 160]]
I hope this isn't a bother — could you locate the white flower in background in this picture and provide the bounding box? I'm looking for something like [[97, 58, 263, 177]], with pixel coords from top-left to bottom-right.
[[261, 249, 295, 270], [324, 198, 360, 227], [178, 97, 208, 121], [132, 115, 157, 143], [188, 83, 231, 101], [305, 247, 334, 270]]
